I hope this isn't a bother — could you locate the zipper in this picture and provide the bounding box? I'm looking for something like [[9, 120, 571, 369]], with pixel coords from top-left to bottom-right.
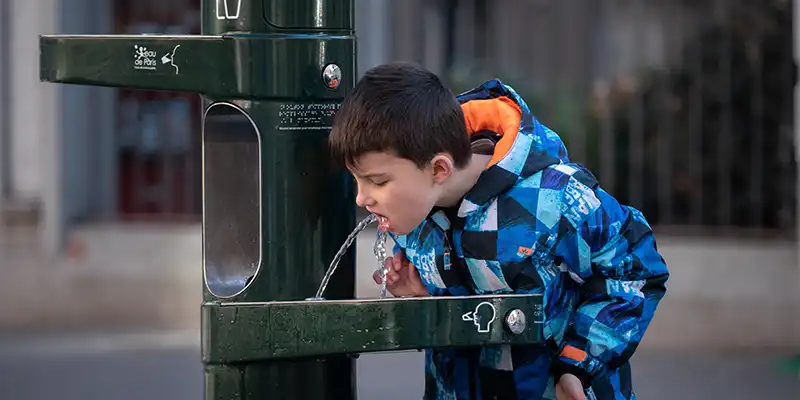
[[427, 213, 453, 271], [443, 230, 452, 271], [426, 214, 453, 271], [426, 212, 478, 294]]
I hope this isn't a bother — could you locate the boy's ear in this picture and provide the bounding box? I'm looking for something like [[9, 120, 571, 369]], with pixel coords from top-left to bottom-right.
[[430, 153, 454, 184]]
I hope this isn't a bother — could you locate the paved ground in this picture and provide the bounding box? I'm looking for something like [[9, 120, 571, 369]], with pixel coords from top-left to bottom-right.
[[0, 331, 797, 399]]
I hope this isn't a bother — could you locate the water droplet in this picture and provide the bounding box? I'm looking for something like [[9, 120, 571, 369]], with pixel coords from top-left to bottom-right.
[[229, 308, 238, 324]]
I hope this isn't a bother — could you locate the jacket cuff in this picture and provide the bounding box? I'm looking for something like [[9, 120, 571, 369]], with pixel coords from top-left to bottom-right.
[[550, 345, 598, 389], [551, 357, 592, 389]]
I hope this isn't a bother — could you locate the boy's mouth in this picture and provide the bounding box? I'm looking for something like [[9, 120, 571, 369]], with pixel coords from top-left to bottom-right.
[[376, 214, 391, 232]]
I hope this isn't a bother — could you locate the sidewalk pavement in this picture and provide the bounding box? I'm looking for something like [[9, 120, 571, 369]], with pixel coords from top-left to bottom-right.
[[0, 224, 199, 332]]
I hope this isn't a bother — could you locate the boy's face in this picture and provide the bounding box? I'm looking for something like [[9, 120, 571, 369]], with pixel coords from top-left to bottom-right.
[[350, 151, 443, 235]]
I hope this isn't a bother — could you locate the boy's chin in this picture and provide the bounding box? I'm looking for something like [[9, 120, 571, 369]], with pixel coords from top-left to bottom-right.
[[379, 226, 404, 235], [382, 224, 410, 236], [388, 217, 429, 236]]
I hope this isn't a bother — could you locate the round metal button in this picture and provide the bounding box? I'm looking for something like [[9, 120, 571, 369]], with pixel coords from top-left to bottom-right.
[[505, 309, 527, 335], [322, 64, 342, 89]]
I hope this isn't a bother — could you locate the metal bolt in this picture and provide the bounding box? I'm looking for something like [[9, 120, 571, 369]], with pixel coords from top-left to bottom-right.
[[505, 309, 527, 335], [322, 63, 342, 89]]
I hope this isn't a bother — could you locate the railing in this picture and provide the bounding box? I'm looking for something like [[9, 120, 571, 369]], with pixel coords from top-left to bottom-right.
[[428, 0, 796, 236], [586, 0, 795, 234]]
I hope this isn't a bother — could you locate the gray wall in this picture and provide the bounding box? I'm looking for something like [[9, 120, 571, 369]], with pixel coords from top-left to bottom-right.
[[5, 0, 117, 254], [0, 0, 9, 206], [58, 0, 117, 223]]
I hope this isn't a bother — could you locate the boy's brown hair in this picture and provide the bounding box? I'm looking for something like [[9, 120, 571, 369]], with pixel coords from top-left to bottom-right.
[[329, 62, 471, 170]]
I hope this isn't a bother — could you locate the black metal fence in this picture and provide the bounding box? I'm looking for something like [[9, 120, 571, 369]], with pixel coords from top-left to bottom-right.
[[406, 0, 796, 235]]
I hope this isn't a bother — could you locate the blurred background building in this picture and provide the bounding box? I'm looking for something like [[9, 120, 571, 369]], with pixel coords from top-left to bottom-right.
[[0, 0, 798, 397]]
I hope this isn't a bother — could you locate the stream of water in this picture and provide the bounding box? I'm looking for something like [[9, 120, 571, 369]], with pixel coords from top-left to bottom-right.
[[311, 214, 389, 300]]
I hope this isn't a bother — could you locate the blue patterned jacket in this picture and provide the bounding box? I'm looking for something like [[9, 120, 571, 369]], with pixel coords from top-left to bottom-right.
[[389, 80, 669, 399]]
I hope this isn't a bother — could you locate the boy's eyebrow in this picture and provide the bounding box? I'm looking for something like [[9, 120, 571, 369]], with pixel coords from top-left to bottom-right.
[[354, 172, 389, 179]]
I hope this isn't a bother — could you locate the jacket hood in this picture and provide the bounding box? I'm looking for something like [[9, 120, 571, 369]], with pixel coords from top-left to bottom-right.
[[455, 79, 570, 211]]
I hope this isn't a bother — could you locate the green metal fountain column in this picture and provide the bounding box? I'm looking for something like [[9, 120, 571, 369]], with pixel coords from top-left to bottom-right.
[[199, 1, 357, 399], [41, 0, 358, 398]]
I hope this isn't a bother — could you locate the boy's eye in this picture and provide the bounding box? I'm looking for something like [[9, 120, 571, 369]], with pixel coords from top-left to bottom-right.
[[372, 180, 389, 187]]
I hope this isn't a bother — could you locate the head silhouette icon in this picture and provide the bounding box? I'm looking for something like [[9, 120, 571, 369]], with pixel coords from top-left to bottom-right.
[[462, 301, 497, 333]]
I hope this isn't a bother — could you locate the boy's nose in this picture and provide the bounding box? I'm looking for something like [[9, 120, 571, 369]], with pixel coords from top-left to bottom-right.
[[355, 190, 375, 208]]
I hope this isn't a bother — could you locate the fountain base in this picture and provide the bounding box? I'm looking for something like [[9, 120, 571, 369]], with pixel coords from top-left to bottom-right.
[[202, 293, 545, 363]]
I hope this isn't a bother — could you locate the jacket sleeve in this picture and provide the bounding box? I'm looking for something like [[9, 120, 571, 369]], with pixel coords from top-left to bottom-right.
[[550, 180, 669, 388]]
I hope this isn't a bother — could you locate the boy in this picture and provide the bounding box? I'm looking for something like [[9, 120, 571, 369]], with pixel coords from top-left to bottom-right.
[[329, 62, 669, 400]]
